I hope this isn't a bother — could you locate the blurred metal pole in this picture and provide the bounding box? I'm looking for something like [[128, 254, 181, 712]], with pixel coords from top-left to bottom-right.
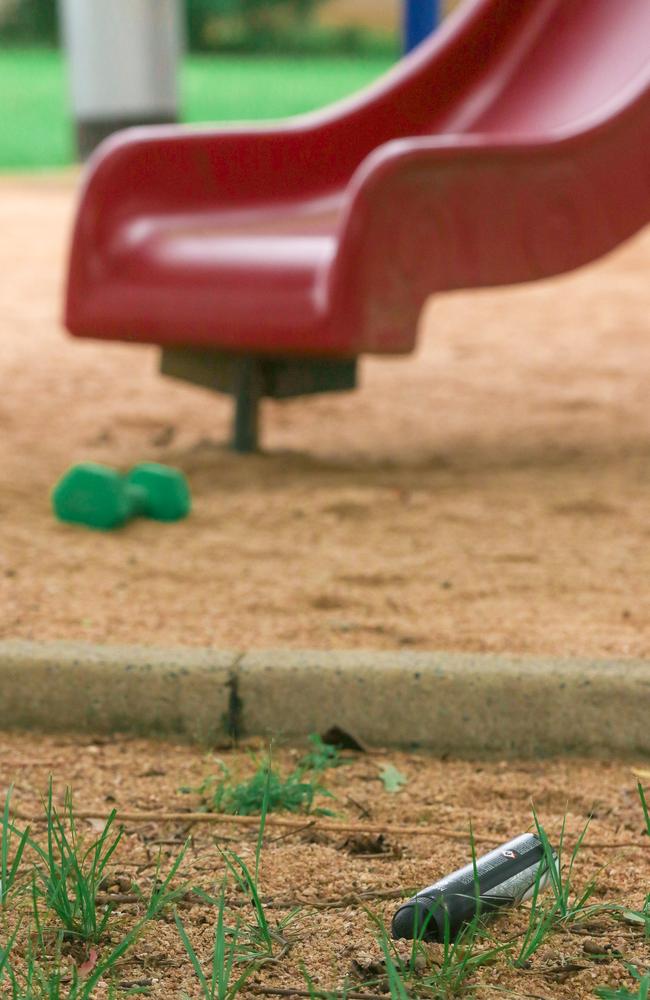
[[59, 0, 182, 159], [404, 0, 441, 52]]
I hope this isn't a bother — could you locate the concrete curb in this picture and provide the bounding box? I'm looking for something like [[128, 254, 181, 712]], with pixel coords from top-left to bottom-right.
[[0, 640, 648, 757]]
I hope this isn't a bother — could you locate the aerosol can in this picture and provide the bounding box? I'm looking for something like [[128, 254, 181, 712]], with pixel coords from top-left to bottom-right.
[[392, 833, 556, 942]]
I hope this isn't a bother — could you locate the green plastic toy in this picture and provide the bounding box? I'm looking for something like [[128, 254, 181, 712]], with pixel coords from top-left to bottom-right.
[[52, 462, 191, 530]]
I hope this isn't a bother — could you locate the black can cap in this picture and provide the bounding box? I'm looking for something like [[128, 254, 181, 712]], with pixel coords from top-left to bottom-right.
[[391, 895, 444, 942]]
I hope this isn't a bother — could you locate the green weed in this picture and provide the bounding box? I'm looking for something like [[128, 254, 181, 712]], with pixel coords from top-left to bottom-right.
[[177, 769, 276, 991], [512, 857, 560, 967], [1, 786, 30, 908], [0, 923, 20, 987], [176, 884, 255, 1000], [143, 839, 191, 920], [368, 905, 505, 1000], [509, 820, 568, 967], [296, 734, 351, 774], [221, 846, 296, 962], [635, 783, 650, 936], [638, 782, 650, 837], [5, 959, 87, 1000], [220, 766, 297, 962], [20, 841, 187, 996], [531, 807, 598, 923], [6, 961, 58, 999], [221, 849, 273, 958], [509, 809, 615, 971], [32, 783, 122, 942], [197, 755, 334, 816], [3, 907, 151, 999], [426, 924, 507, 997], [376, 929, 410, 1000], [515, 804, 650, 969]]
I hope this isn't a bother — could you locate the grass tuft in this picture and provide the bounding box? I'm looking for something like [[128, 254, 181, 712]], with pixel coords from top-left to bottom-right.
[[32, 782, 122, 942], [197, 752, 335, 817], [1, 786, 31, 909], [296, 734, 352, 775], [220, 763, 297, 962], [635, 783, 650, 937], [512, 853, 559, 967], [368, 901, 505, 1000], [0, 923, 20, 988], [176, 778, 283, 998], [638, 782, 650, 837], [143, 839, 191, 920], [176, 885, 255, 1000], [531, 806, 598, 923]]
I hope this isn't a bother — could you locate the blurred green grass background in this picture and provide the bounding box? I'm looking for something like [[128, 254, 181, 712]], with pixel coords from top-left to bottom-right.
[[0, 48, 394, 170]]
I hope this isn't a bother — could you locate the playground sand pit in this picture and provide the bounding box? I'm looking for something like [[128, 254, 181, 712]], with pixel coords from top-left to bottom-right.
[[2, 172, 650, 657], [1, 730, 648, 998]]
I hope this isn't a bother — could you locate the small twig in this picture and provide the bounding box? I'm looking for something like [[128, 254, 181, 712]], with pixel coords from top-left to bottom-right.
[[17, 810, 483, 839], [482, 990, 551, 1000], [347, 797, 372, 820], [254, 933, 292, 970], [12, 810, 645, 850], [347, 853, 398, 860], [234, 887, 412, 911], [269, 821, 317, 845], [540, 962, 589, 979], [585, 839, 649, 849], [249, 988, 383, 1000], [147, 834, 191, 844], [299, 887, 409, 909], [96, 886, 413, 911]]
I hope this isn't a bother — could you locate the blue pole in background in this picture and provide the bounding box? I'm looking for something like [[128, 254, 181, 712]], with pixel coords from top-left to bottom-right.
[[404, 0, 441, 52]]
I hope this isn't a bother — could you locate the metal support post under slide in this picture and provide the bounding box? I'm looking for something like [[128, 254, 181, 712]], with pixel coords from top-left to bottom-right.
[[232, 358, 264, 453], [160, 347, 358, 454]]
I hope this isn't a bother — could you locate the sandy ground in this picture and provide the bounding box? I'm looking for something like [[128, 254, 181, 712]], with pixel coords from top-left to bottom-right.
[[1, 172, 650, 656], [1, 733, 648, 999]]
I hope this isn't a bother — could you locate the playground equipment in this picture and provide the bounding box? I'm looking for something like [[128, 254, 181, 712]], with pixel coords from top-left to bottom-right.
[[64, 0, 650, 452], [60, 0, 180, 158], [404, 0, 441, 52], [53, 462, 191, 530], [60, 0, 429, 160]]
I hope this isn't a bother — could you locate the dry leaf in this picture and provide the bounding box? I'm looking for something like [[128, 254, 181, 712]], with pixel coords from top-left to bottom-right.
[[78, 947, 99, 978]]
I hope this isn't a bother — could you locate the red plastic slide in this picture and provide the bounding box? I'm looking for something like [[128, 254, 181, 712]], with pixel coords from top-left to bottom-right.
[[64, 0, 650, 448]]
